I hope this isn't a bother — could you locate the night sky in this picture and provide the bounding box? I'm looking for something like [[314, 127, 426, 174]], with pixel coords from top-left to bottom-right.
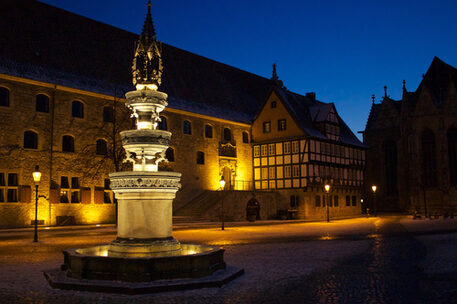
[[39, 0, 457, 139]]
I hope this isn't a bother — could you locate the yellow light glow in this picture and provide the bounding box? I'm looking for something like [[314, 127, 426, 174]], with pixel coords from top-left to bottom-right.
[[219, 177, 226, 189], [372, 185, 377, 193], [136, 84, 158, 91], [45, 227, 50, 230], [32, 165, 41, 183], [137, 121, 153, 130], [324, 184, 330, 192], [96, 224, 101, 227]]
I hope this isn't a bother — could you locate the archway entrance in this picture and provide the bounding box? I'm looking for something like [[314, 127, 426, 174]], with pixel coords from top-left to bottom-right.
[[246, 197, 260, 221], [222, 167, 231, 190]]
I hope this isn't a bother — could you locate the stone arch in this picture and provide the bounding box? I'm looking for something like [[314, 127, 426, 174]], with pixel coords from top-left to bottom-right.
[[219, 159, 237, 190], [246, 197, 260, 221]]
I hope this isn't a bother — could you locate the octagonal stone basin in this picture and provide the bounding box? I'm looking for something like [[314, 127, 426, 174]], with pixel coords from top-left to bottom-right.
[[62, 244, 226, 282]]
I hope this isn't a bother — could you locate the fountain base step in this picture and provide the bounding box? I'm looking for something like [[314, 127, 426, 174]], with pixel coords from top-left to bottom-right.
[[44, 265, 244, 294], [109, 237, 181, 257]]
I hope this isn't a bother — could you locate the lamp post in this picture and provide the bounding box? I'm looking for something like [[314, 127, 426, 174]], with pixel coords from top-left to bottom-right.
[[324, 184, 330, 223], [32, 165, 41, 242], [219, 177, 226, 230], [371, 185, 377, 217]]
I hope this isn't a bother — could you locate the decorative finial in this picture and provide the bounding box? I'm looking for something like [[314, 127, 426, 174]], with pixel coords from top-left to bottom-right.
[[272, 63, 278, 82], [402, 80, 406, 92], [132, 1, 162, 90], [384, 86, 387, 98], [371, 94, 375, 104]]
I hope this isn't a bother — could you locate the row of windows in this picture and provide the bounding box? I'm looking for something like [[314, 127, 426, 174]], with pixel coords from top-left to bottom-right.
[[254, 165, 363, 182], [22, 131, 108, 154], [262, 119, 287, 133], [157, 116, 250, 143], [314, 195, 358, 207], [0, 87, 115, 122]]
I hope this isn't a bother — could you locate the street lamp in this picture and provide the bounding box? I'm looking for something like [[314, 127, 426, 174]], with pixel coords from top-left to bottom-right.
[[324, 184, 330, 223], [219, 177, 226, 230], [371, 185, 377, 217], [32, 165, 41, 242]]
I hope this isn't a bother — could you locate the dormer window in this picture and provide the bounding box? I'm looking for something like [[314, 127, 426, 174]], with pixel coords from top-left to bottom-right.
[[325, 124, 340, 141]]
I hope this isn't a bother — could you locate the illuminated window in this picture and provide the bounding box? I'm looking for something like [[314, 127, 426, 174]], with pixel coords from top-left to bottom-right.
[[242, 131, 249, 143], [103, 106, 114, 122], [183, 120, 192, 135], [269, 144, 275, 155], [0, 173, 18, 202], [262, 121, 271, 133], [24, 131, 38, 149], [284, 142, 291, 154], [96, 139, 107, 155], [60, 176, 69, 203], [0, 87, 9, 107], [292, 141, 299, 153], [104, 178, 112, 203], [269, 167, 275, 179], [278, 119, 286, 131], [284, 166, 291, 178], [196, 151, 204, 164], [60, 177, 80, 203], [36, 94, 49, 113], [254, 146, 260, 157], [261, 167, 268, 180], [62, 135, 74, 152], [271, 101, 277, 108], [292, 165, 300, 177], [261, 145, 268, 156], [204, 125, 213, 138], [158, 116, 167, 130], [72, 100, 84, 118]]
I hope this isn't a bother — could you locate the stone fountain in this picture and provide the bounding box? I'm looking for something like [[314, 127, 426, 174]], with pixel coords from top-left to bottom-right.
[[44, 2, 243, 293]]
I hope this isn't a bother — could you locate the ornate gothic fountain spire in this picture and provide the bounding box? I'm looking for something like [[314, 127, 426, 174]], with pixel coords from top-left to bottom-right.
[[132, 1, 162, 90]]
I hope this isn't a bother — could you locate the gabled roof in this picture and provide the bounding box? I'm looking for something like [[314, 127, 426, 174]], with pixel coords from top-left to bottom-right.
[[273, 87, 365, 147]]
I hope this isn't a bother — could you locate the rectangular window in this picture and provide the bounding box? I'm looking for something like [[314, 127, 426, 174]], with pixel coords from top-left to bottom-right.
[[262, 167, 268, 180], [290, 195, 299, 209], [269, 167, 275, 179], [61, 176, 69, 189], [284, 166, 291, 178], [60, 190, 69, 203], [292, 141, 299, 154], [352, 196, 357, 206], [346, 196, 350, 206], [292, 165, 300, 177], [261, 145, 268, 156], [269, 144, 275, 155], [254, 146, 260, 157], [278, 119, 286, 131], [71, 190, 80, 203], [284, 142, 291, 154], [315, 195, 321, 207], [7, 189, 17, 202], [2, 173, 18, 203], [71, 177, 79, 189], [8, 173, 18, 186], [263, 121, 271, 133]]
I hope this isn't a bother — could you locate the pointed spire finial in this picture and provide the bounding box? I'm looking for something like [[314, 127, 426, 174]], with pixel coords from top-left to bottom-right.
[[402, 80, 406, 92], [132, 1, 162, 90], [271, 63, 278, 81], [384, 86, 387, 98], [371, 94, 375, 104]]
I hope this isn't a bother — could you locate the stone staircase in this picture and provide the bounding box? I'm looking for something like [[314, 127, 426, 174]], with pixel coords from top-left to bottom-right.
[[174, 190, 222, 220]]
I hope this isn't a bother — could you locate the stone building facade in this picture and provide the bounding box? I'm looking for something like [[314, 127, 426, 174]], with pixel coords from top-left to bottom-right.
[[364, 57, 457, 214], [0, 0, 364, 227]]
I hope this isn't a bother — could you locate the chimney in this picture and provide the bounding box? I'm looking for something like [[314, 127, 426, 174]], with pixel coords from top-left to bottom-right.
[[306, 92, 316, 100]]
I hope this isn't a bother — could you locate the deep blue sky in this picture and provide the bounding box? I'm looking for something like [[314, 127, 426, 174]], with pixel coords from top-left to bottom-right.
[[40, 0, 457, 139]]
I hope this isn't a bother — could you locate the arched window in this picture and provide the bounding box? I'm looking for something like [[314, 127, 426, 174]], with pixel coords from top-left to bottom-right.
[[158, 116, 167, 130], [223, 128, 232, 141], [166, 147, 174, 162], [72, 100, 84, 118], [448, 126, 457, 186], [36, 94, 49, 113], [421, 129, 437, 187], [24, 131, 38, 149], [0, 87, 9, 107], [196, 151, 205, 164], [96, 139, 107, 155], [242, 131, 249, 143], [204, 124, 213, 138], [62, 135, 75, 152], [183, 120, 191, 135], [383, 140, 398, 195], [103, 106, 113, 122]]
